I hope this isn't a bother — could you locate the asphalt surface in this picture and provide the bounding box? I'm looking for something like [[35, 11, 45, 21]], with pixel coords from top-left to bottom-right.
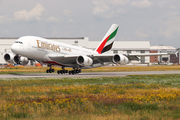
[[0, 71, 180, 79]]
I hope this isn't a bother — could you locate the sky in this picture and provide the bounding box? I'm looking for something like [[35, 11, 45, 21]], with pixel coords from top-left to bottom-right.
[[0, 0, 180, 48]]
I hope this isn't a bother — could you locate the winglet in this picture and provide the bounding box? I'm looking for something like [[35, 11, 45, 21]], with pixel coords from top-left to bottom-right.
[[175, 49, 179, 57], [95, 24, 119, 54]]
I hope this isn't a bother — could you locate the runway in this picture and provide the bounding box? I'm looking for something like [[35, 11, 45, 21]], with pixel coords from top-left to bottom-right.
[[0, 70, 180, 79]]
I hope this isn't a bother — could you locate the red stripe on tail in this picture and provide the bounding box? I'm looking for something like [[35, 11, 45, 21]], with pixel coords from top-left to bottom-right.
[[96, 35, 110, 54]]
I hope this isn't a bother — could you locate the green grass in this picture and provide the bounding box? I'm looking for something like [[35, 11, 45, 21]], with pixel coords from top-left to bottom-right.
[[1, 65, 180, 74], [1, 74, 180, 87], [0, 74, 180, 120]]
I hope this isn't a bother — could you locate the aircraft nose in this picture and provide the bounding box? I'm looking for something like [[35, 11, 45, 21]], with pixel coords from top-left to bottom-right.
[[11, 43, 19, 54]]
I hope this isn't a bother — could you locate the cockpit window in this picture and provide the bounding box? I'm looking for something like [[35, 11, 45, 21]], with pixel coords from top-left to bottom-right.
[[15, 41, 23, 44]]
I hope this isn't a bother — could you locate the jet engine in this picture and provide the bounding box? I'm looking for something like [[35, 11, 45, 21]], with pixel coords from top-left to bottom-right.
[[76, 55, 93, 66], [112, 54, 129, 65], [4, 53, 15, 64], [14, 55, 29, 65]]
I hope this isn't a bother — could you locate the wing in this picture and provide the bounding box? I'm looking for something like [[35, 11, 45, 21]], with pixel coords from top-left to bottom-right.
[[48, 53, 129, 68], [92, 53, 175, 63], [48, 54, 114, 65], [47, 52, 175, 67]]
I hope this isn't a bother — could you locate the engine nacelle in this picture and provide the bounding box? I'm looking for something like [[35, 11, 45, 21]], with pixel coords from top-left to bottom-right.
[[14, 55, 29, 65], [4, 53, 15, 64], [112, 54, 129, 65], [76, 55, 93, 66]]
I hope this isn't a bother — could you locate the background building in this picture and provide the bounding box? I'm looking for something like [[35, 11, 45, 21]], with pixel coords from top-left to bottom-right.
[[0, 37, 177, 65], [170, 48, 180, 64], [150, 45, 176, 64]]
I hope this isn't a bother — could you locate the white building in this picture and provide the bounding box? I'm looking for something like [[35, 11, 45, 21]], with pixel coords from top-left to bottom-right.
[[150, 45, 176, 64], [0, 37, 156, 64]]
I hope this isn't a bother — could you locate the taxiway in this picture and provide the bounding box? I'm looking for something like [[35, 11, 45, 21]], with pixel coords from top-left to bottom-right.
[[0, 71, 180, 79]]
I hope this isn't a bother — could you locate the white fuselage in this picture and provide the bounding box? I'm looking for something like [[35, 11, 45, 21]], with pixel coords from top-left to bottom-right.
[[11, 36, 101, 68], [9, 24, 130, 69]]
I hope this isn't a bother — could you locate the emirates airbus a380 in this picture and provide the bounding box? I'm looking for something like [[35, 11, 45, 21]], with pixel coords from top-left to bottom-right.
[[4, 24, 173, 75]]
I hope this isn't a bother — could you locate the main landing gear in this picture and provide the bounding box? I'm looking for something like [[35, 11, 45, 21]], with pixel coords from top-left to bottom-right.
[[46, 65, 81, 75], [46, 65, 55, 73], [57, 67, 81, 75], [68, 68, 81, 75], [57, 68, 68, 74]]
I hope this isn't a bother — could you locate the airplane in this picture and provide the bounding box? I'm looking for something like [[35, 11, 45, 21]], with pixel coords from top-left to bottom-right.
[[4, 24, 174, 75]]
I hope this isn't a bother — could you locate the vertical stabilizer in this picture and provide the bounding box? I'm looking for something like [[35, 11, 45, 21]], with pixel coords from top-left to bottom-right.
[[95, 24, 119, 54]]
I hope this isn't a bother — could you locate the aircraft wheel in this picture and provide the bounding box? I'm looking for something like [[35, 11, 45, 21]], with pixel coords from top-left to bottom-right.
[[57, 70, 60, 74], [46, 70, 49, 73]]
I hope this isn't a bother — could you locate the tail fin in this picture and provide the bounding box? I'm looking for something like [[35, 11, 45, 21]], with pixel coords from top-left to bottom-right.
[[95, 24, 119, 54]]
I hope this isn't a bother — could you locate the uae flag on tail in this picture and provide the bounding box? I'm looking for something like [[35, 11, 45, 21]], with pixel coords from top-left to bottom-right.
[[96, 24, 119, 54]]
